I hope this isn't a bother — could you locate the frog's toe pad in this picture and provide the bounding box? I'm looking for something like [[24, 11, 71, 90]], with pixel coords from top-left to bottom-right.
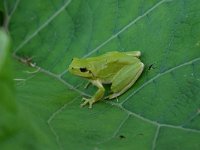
[[108, 93, 120, 99], [81, 98, 95, 108]]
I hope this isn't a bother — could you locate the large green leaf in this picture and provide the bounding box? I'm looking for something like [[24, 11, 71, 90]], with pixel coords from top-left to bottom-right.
[[2, 0, 200, 149], [0, 29, 53, 150], [0, 29, 17, 147]]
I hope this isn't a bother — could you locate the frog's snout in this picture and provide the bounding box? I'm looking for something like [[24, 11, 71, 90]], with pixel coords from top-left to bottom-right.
[[68, 65, 73, 72]]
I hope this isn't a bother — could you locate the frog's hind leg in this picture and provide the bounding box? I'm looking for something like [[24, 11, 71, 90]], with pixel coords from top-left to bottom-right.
[[124, 51, 141, 57], [108, 62, 144, 99]]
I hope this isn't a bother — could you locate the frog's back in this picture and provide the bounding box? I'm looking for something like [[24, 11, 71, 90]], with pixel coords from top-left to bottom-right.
[[91, 51, 130, 62], [103, 51, 125, 59], [101, 51, 140, 59], [88, 51, 140, 83], [85, 51, 120, 63]]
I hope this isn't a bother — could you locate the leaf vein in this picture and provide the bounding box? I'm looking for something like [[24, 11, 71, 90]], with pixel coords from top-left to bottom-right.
[[83, 0, 170, 58], [122, 57, 200, 104], [152, 125, 160, 150], [97, 113, 130, 144], [47, 97, 80, 150], [13, 0, 72, 54], [107, 101, 200, 134], [13, 54, 90, 97]]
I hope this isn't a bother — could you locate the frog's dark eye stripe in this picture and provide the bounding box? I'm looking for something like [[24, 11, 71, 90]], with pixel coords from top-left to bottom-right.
[[80, 68, 87, 72]]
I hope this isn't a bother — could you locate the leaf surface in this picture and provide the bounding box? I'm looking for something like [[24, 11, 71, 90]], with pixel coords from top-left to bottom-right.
[[2, 0, 200, 149]]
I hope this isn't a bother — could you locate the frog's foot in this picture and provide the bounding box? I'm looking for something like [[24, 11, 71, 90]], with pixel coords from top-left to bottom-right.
[[81, 97, 95, 108], [104, 93, 120, 100]]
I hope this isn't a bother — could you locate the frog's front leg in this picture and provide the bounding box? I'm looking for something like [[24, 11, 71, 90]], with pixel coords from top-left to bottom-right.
[[81, 80, 105, 108]]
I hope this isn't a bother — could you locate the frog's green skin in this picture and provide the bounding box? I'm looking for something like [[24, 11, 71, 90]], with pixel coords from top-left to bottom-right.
[[68, 51, 144, 108]]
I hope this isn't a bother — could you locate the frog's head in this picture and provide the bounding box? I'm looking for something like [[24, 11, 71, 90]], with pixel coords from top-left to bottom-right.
[[68, 58, 93, 78]]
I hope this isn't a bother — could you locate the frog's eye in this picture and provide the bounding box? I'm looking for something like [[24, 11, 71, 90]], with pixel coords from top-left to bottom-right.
[[80, 67, 87, 72]]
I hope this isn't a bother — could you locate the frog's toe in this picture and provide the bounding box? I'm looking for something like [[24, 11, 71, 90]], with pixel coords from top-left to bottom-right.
[[81, 98, 95, 108], [107, 93, 120, 99], [80, 98, 89, 107]]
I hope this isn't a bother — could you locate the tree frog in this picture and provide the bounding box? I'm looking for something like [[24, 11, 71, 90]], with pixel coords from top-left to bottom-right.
[[68, 51, 144, 108]]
